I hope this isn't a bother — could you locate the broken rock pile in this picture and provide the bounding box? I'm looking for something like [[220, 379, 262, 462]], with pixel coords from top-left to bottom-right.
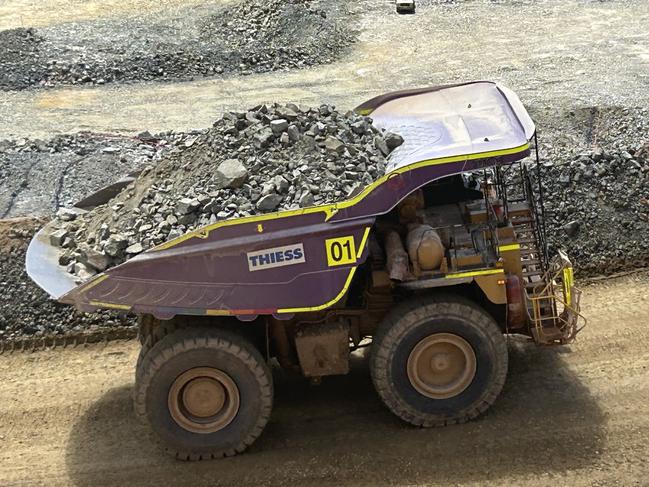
[[52, 103, 403, 279], [201, 0, 354, 74], [0, 218, 133, 341], [544, 144, 649, 275], [0, 0, 354, 90]]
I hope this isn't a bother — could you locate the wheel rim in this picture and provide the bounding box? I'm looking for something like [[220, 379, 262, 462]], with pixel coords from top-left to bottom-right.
[[168, 367, 240, 434], [406, 333, 477, 399]]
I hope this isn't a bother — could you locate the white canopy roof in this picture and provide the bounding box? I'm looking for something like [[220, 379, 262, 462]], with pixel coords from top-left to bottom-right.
[[368, 82, 535, 171]]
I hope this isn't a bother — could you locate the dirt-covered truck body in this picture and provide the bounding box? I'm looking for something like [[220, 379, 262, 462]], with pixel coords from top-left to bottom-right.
[[27, 81, 585, 460]]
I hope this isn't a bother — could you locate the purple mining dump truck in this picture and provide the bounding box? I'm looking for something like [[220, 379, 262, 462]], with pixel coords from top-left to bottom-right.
[[27, 81, 586, 460]]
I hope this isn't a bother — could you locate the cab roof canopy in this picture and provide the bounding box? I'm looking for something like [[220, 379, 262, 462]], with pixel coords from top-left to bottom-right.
[[356, 81, 536, 171]]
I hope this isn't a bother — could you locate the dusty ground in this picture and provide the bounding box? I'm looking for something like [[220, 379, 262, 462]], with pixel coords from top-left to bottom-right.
[[0, 272, 648, 486]]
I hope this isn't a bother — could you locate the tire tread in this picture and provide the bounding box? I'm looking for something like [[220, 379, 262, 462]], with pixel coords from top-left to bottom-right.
[[370, 294, 508, 427], [134, 326, 273, 460]]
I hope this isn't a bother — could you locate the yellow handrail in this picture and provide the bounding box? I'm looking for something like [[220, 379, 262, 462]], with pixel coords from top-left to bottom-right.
[[525, 252, 587, 344]]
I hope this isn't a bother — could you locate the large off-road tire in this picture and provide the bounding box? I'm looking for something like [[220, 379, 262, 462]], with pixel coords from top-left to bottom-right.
[[370, 294, 508, 427], [135, 316, 182, 379], [134, 327, 273, 460]]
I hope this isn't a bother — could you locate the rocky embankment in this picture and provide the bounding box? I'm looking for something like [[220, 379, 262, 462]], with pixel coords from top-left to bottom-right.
[[0, 218, 134, 342], [544, 144, 649, 275]]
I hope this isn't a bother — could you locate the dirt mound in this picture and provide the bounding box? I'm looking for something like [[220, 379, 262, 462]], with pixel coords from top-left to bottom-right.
[[0, 0, 355, 90], [0, 28, 46, 90], [200, 0, 353, 72], [0, 218, 133, 341]]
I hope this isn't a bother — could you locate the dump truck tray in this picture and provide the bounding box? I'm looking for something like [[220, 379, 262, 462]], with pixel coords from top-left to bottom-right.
[[27, 81, 535, 320]]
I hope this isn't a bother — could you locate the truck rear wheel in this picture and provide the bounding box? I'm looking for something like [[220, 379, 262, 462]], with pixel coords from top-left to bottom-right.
[[135, 316, 182, 380], [370, 295, 507, 426], [134, 327, 273, 460]]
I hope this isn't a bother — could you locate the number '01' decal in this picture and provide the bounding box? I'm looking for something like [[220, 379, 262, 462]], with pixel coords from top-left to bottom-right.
[[325, 236, 356, 266]]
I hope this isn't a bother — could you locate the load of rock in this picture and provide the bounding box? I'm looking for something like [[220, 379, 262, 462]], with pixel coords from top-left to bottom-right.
[[50, 103, 403, 279]]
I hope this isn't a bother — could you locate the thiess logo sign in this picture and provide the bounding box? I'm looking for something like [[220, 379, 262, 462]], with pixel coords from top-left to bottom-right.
[[247, 243, 305, 272]]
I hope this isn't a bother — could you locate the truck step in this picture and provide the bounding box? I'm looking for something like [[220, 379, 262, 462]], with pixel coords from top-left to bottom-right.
[[531, 326, 568, 344], [522, 270, 543, 277], [525, 275, 545, 289], [519, 248, 538, 256]]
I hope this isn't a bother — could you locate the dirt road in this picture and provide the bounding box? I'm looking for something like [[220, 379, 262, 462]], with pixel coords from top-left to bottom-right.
[[2, 0, 648, 139], [0, 272, 648, 486]]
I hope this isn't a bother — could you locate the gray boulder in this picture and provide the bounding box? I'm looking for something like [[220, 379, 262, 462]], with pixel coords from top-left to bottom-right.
[[215, 159, 249, 189]]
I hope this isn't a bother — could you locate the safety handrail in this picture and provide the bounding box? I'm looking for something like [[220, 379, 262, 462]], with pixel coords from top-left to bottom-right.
[[524, 251, 587, 344]]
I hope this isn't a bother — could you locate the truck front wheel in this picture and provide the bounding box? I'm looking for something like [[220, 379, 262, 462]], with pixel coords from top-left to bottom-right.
[[134, 327, 273, 460], [370, 295, 507, 426]]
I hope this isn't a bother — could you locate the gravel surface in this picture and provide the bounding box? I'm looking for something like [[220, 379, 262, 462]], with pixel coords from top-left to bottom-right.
[[0, 132, 181, 219], [0, 0, 354, 90], [49, 103, 402, 278], [0, 218, 134, 341]]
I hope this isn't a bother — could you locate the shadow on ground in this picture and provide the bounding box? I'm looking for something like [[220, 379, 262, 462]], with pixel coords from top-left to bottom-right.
[[66, 339, 604, 486]]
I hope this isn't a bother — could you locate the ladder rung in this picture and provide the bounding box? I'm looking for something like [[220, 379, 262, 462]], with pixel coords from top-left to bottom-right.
[[523, 270, 543, 277], [525, 282, 543, 289]]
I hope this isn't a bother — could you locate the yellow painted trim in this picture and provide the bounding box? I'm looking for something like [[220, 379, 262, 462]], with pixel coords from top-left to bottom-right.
[[276, 226, 371, 314], [205, 309, 232, 316], [89, 300, 131, 311], [277, 267, 358, 314], [356, 227, 372, 259], [445, 268, 505, 279], [334, 143, 530, 212], [153, 204, 339, 251], [356, 108, 373, 116], [563, 267, 574, 306], [152, 144, 530, 252], [498, 243, 521, 252], [79, 274, 108, 293]]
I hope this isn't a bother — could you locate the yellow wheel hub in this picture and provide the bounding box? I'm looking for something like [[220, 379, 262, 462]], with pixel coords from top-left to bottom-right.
[[407, 333, 477, 399], [168, 367, 239, 434]]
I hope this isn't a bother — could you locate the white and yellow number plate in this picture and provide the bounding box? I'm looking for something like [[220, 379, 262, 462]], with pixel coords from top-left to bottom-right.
[[325, 236, 356, 266]]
